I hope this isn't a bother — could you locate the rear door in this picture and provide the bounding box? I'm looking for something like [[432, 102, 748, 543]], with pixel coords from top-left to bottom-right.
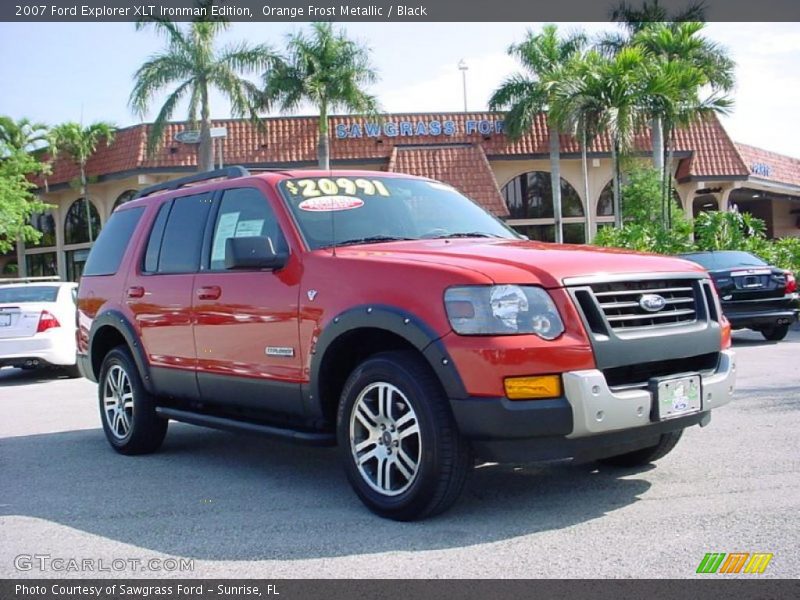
[[192, 185, 304, 416], [124, 193, 212, 398]]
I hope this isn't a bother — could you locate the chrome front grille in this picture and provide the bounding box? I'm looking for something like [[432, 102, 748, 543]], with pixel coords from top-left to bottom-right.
[[587, 279, 700, 331]]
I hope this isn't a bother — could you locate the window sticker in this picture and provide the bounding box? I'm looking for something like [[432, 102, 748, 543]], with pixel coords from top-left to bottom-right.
[[211, 212, 240, 262], [298, 196, 365, 212], [285, 178, 390, 198], [235, 219, 264, 237]]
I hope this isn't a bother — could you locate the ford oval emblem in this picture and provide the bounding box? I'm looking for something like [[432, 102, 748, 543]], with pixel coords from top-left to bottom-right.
[[639, 294, 667, 312]]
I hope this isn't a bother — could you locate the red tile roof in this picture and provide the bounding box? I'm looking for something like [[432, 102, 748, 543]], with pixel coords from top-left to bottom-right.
[[42, 111, 792, 194], [387, 144, 508, 216], [735, 143, 800, 188]]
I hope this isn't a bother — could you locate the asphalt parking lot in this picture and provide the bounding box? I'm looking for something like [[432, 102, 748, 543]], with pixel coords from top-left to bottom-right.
[[1, 329, 798, 579]]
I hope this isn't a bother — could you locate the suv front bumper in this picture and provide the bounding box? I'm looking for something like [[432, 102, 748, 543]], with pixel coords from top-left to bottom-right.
[[450, 349, 735, 462]]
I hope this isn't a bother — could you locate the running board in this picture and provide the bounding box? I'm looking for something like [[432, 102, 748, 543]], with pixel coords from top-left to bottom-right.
[[155, 407, 336, 446]]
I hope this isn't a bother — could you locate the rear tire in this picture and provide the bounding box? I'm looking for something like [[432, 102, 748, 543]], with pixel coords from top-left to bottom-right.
[[760, 324, 789, 341], [337, 351, 471, 521], [98, 346, 167, 455], [598, 430, 683, 468]]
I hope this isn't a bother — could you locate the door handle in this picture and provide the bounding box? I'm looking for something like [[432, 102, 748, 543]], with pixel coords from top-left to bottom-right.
[[196, 286, 222, 300], [126, 286, 145, 299]]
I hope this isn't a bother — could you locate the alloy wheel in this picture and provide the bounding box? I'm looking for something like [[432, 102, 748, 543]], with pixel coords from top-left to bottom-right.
[[103, 364, 134, 440], [349, 382, 421, 496]]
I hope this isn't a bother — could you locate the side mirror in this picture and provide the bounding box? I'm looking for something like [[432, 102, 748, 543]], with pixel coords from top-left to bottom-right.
[[224, 236, 287, 270]]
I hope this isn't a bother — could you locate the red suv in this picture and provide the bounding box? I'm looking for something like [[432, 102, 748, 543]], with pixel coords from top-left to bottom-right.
[[77, 167, 736, 520]]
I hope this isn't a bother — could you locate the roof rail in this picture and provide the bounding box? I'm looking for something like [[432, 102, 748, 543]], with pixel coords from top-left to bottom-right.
[[134, 166, 251, 199], [1, 276, 62, 283]]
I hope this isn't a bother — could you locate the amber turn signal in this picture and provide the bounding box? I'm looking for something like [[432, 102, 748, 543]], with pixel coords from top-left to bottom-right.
[[504, 375, 562, 400]]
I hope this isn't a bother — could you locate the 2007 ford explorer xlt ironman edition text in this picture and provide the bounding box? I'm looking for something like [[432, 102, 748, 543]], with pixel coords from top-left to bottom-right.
[[77, 167, 736, 520]]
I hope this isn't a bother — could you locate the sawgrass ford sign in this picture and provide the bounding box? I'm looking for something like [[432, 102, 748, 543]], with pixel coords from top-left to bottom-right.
[[335, 118, 505, 139]]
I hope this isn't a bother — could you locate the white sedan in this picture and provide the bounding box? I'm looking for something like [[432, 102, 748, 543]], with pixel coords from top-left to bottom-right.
[[0, 279, 80, 377]]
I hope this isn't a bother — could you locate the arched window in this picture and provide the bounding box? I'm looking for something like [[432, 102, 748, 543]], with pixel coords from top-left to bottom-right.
[[113, 189, 138, 211], [502, 171, 584, 219], [64, 197, 101, 245], [597, 180, 615, 217], [30, 212, 56, 247], [501, 171, 586, 243]]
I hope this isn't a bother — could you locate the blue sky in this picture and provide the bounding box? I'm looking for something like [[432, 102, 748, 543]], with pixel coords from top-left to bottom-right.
[[1, 22, 798, 156]]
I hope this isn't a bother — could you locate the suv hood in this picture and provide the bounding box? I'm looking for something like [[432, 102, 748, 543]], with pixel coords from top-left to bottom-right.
[[333, 239, 706, 287]]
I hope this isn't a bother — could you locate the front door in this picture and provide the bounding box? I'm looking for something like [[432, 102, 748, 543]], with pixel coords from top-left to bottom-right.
[[192, 186, 304, 416]]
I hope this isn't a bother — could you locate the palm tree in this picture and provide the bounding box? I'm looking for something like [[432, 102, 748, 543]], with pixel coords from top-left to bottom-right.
[[262, 22, 379, 170], [591, 47, 663, 228], [0, 117, 49, 154], [633, 22, 734, 223], [489, 25, 587, 244], [49, 122, 115, 242], [130, 8, 276, 172], [551, 50, 606, 241]]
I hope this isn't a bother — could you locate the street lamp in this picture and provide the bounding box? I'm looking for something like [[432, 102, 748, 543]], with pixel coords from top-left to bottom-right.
[[458, 59, 468, 112]]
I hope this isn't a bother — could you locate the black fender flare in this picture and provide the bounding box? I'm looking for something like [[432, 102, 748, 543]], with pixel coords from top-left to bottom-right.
[[303, 304, 467, 418], [88, 310, 154, 394]]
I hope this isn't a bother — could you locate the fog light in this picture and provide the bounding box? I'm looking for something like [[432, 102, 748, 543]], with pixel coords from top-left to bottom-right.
[[504, 375, 562, 400]]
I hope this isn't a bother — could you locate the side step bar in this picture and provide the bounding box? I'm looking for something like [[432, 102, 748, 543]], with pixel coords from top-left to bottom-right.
[[155, 407, 336, 446]]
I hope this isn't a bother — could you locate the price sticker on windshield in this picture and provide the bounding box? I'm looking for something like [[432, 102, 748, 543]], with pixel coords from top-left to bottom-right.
[[284, 177, 391, 198]]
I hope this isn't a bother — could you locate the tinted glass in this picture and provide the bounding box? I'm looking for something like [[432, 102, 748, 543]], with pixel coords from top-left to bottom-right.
[[279, 176, 518, 250], [83, 207, 144, 276], [0, 286, 59, 303], [210, 188, 285, 270], [681, 251, 767, 270], [157, 194, 212, 273], [501, 171, 585, 219], [144, 201, 172, 273]]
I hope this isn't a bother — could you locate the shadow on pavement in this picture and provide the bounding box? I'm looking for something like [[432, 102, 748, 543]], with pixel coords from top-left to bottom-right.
[[0, 367, 74, 387], [0, 424, 651, 561]]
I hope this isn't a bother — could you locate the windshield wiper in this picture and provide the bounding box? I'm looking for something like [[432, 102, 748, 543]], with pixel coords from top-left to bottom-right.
[[434, 232, 502, 239], [327, 235, 415, 248]]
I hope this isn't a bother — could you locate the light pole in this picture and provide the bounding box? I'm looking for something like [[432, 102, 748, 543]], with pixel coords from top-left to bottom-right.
[[458, 59, 468, 112]]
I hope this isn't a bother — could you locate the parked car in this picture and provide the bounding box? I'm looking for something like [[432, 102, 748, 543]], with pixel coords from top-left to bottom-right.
[[679, 250, 799, 341], [77, 167, 736, 520], [0, 278, 80, 377]]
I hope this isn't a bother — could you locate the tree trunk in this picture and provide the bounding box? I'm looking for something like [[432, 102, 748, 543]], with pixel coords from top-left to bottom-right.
[[81, 163, 93, 243], [666, 127, 676, 228], [318, 102, 330, 170], [581, 127, 592, 243], [198, 83, 214, 172], [549, 125, 563, 244], [652, 116, 666, 222], [612, 137, 622, 229]]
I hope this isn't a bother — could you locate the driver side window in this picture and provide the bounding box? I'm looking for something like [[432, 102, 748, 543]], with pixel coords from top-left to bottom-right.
[[210, 188, 286, 271]]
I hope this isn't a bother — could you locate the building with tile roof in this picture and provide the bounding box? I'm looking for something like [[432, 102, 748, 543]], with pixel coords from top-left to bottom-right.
[[11, 111, 800, 281]]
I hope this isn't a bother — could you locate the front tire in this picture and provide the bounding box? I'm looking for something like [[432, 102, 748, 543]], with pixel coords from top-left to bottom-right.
[[760, 324, 789, 341], [98, 346, 167, 455], [337, 351, 471, 521], [598, 430, 683, 468]]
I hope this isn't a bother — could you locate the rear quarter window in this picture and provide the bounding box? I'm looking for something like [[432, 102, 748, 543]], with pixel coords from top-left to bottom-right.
[[83, 207, 145, 276]]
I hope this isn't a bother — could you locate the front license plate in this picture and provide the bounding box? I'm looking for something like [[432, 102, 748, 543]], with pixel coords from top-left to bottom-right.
[[0, 314, 10, 327], [653, 374, 702, 420]]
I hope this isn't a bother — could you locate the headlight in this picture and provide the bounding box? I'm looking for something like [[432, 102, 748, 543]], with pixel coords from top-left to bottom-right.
[[444, 285, 565, 339]]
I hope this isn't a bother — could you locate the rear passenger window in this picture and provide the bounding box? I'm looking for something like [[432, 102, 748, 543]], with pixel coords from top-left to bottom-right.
[[82, 207, 144, 276], [147, 194, 212, 274], [209, 188, 286, 271]]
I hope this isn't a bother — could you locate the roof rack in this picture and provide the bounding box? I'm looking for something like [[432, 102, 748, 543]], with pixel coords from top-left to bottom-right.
[[134, 166, 251, 199], [1, 276, 62, 283]]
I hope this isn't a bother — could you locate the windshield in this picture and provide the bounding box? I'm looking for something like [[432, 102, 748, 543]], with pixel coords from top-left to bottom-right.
[[680, 251, 767, 270], [278, 175, 519, 249], [0, 286, 59, 303]]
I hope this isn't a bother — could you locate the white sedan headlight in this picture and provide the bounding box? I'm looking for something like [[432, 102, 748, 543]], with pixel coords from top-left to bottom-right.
[[444, 285, 565, 339]]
